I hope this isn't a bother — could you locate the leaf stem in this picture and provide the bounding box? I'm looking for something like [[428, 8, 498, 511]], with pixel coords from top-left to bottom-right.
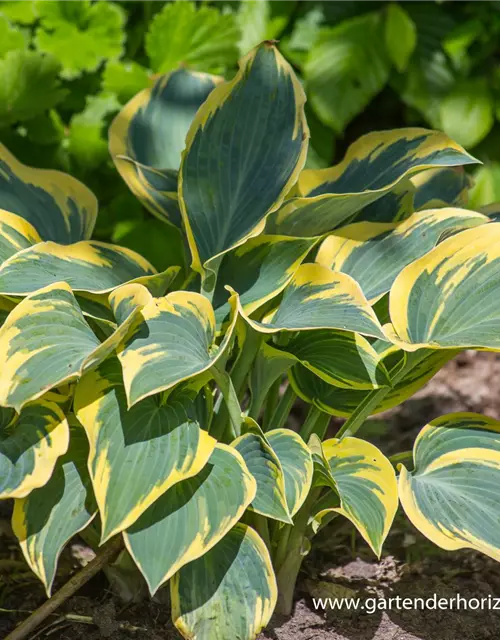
[[335, 351, 428, 440], [210, 363, 242, 441], [299, 405, 322, 442], [335, 387, 391, 439], [274, 487, 322, 615], [262, 378, 281, 430], [230, 329, 263, 400], [389, 450, 413, 466], [312, 411, 331, 441], [252, 513, 272, 551], [272, 524, 292, 573], [267, 384, 296, 432]]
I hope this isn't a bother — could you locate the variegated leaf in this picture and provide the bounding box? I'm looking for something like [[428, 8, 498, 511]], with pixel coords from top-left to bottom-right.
[[411, 167, 472, 211], [179, 42, 308, 272], [314, 437, 398, 556], [110, 69, 220, 227], [80, 283, 158, 373], [0, 399, 69, 499], [116, 290, 237, 406], [0, 281, 152, 412], [125, 444, 256, 594], [108, 282, 154, 324], [233, 420, 292, 524], [0, 141, 97, 243], [240, 263, 386, 340], [0, 209, 41, 263], [316, 208, 487, 303], [266, 429, 313, 517], [12, 422, 97, 594], [275, 330, 390, 390], [0, 282, 101, 410], [213, 235, 316, 327], [171, 524, 276, 640], [399, 413, 500, 561], [265, 128, 478, 237], [74, 357, 216, 542], [290, 348, 456, 417], [389, 223, 500, 350], [0, 240, 157, 296], [349, 181, 414, 224]]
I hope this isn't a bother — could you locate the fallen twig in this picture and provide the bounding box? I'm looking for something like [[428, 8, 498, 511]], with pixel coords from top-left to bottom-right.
[[5, 535, 123, 640]]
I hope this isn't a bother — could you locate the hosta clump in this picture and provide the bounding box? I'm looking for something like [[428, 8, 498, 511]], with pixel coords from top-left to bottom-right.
[[2, 42, 500, 640]]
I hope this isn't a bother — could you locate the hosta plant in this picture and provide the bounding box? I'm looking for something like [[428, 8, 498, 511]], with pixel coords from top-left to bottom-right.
[[3, 42, 500, 640]]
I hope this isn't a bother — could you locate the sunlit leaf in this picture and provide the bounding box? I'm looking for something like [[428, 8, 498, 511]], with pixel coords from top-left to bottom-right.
[[12, 423, 97, 595], [399, 413, 500, 561], [125, 444, 255, 595], [180, 42, 308, 272], [172, 524, 276, 640], [241, 263, 386, 340], [313, 437, 398, 556], [116, 290, 237, 406], [389, 223, 500, 350], [266, 128, 477, 238], [74, 358, 216, 541], [0, 399, 69, 499], [316, 208, 487, 303], [0, 141, 96, 243]]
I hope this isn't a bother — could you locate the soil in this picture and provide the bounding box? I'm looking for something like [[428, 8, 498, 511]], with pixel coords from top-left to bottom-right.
[[2, 351, 500, 640]]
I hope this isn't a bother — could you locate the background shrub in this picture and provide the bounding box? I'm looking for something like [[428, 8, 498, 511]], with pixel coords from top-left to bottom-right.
[[1, 0, 499, 261]]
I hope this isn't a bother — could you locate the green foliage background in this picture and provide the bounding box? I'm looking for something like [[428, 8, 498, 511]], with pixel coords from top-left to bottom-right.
[[1, 0, 499, 268]]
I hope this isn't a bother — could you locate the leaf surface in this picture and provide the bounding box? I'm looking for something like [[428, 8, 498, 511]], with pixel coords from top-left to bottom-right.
[[389, 223, 500, 350], [0, 240, 157, 295], [74, 358, 216, 541], [399, 413, 500, 561], [0, 283, 101, 410], [110, 69, 220, 227], [315, 437, 398, 556], [266, 128, 477, 237], [241, 263, 386, 340], [12, 423, 97, 594], [0, 400, 69, 499], [171, 524, 276, 640], [116, 290, 237, 406], [316, 208, 487, 303], [180, 42, 308, 271], [0, 141, 96, 243], [125, 444, 256, 594]]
